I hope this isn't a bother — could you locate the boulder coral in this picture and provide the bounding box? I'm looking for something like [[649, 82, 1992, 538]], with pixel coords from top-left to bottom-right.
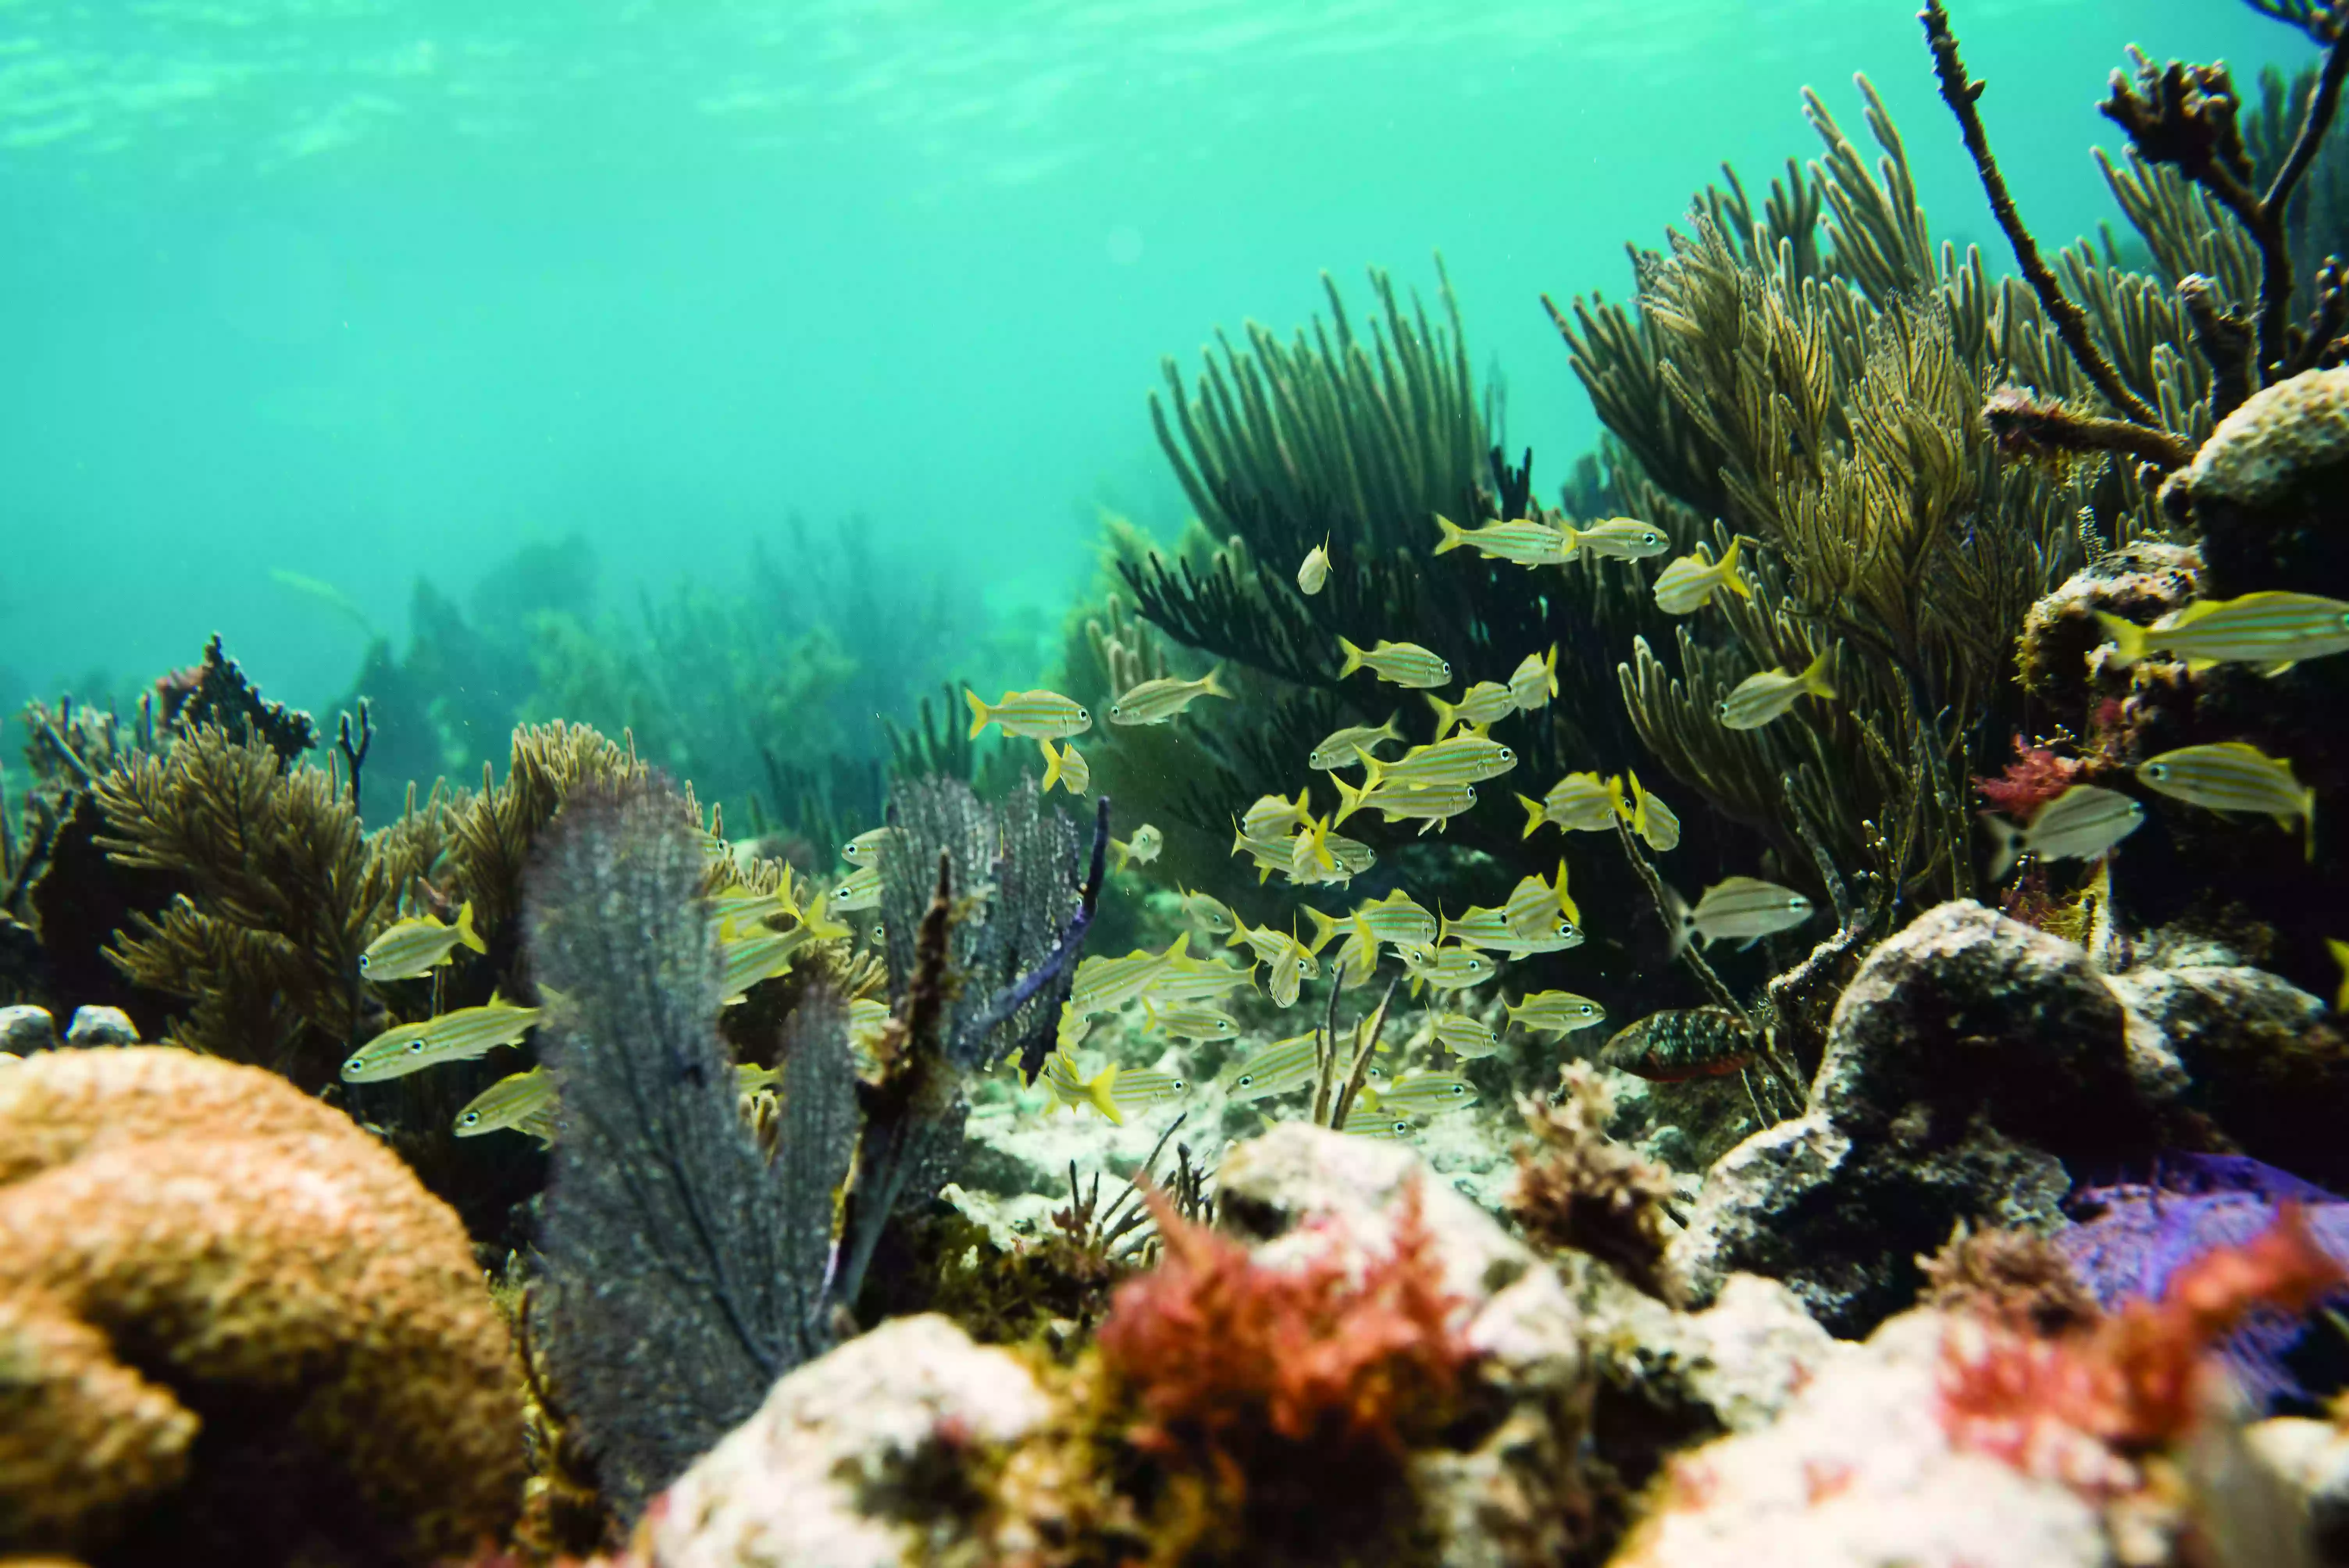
[[0, 1046, 523, 1566]]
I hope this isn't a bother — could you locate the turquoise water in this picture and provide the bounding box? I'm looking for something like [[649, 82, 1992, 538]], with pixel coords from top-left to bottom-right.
[[0, 0, 2305, 742]]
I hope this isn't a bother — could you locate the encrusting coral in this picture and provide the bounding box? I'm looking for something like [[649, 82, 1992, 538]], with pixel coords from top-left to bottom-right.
[[0, 1046, 522, 1566]]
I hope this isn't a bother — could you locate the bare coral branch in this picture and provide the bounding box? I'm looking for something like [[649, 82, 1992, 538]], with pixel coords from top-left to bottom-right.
[[1919, 0, 2166, 429]]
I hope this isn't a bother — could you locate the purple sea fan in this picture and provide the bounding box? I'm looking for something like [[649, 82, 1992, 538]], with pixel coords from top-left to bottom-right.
[[2057, 1153, 2349, 1410]]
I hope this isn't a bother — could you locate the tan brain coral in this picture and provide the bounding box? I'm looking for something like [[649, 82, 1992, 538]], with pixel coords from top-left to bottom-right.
[[0, 1046, 523, 1565]]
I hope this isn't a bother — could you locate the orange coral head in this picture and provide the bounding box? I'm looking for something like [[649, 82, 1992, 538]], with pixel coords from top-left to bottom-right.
[[1096, 1178, 1472, 1471]]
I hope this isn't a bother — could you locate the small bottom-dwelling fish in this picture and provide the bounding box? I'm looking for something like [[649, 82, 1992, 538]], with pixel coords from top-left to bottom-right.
[[1598, 1007, 1759, 1081]]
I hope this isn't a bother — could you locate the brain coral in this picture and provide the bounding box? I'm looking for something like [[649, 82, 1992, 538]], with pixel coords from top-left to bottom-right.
[[0, 1046, 523, 1566]]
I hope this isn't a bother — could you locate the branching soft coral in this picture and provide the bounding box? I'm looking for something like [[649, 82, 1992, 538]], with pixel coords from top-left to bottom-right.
[[1097, 1181, 1471, 1469], [1938, 1207, 2344, 1489]]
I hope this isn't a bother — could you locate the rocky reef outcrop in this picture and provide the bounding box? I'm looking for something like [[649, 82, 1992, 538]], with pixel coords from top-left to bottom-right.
[[0, 1046, 524, 1566], [1673, 901, 2349, 1337]]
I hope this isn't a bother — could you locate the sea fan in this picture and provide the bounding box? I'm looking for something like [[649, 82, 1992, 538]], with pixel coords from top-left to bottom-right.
[[527, 776, 855, 1517]]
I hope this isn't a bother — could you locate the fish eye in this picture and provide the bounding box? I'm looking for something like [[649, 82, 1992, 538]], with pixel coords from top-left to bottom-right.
[[2145, 763, 2167, 780], [1716, 700, 1732, 716], [1077, 707, 1091, 720], [357, 953, 372, 971], [1499, 747, 1515, 762], [460, 1112, 479, 1128], [1237, 1073, 1255, 1087], [1577, 1004, 1595, 1016], [1643, 532, 1660, 545], [1172, 1078, 1187, 1091], [408, 1039, 427, 1053], [344, 1056, 364, 1073], [1788, 896, 1805, 909]]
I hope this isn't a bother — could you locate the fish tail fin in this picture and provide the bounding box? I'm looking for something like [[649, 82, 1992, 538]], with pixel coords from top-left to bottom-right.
[[1337, 636, 1368, 678], [1800, 650, 1837, 702], [1039, 739, 1064, 792], [2094, 611, 2148, 668], [1301, 904, 1341, 955], [1358, 753, 1388, 791], [2306, 788, 2320, 862], [1199, 664, 1230, 701], [1541, 643, 1559, 697], [1426, 690, 1458, 738], [1554, 856, 1580, 927], [1085, 1064, 1125, 1125], [1663, 882, 1695, 961], [1516, 792, 1546, 839], [1720, 535, 1753, 598], [1436, 906, 1454, 946], [1378, 711, 1403, 744], [455, 899, 487, 954], [1984, 815, 2023, 882], [1333, 773, 1369, 825], [965, 687, 993, 738], [1431, 514, 1466, 554]]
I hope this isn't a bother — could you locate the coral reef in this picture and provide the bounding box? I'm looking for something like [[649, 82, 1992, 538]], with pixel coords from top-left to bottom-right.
[[0, 1046, 522, 1566]]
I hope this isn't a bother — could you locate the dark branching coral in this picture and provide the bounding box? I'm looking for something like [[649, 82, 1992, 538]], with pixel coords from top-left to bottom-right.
[[90, 724, 445, 1089], [171, 633, 318, 764], [833, 778, 1107, 1318], [527, 776, 854, 1519]]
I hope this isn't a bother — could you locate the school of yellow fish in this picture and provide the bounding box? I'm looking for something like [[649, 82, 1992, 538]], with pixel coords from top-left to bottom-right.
[[341, 516, 2340, 1150]]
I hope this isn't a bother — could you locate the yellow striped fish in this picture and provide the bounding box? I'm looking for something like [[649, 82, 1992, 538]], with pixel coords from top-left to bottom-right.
[[2138, 741, 2316, 854], [2097, 591, 2349, 673], [1359, 734, 1517, 792], [1309, 714, 1404, 770], [1398, 943, 1497, 990], [1336, 636, 1452, 689], [342, 994, 542, 1083], [1563, 516, 1671, 559], [1506, 991, 1607, 1036], [965, 687, 1092, 739], [1040, 1051, 1124, 1123], [1651, 537, 1752, 614], [1368, 1069, 1479, 1114], [831, 865, 883, 912], [1504, 858, 1579, 933], [1431, 513, 1569, 565], [454, 1065, 554, 1137], [1426, 681, 1518, 738], [1332, 777, 1476, 833], [1623, 771, 1682, 852], [1040, 738, 1091, 795], [1143, 1000, 1240, 1041], [1508, 645, 1559, 710], [1069, 934, 1191, 1016], [1431, 1012, 1501, 1058], [1217, 1032, 1323, 1101], [359, 900, 487, 981], [1517, 772, 1624, 837], [1717, 653, 1837, 731], [1110, 668, 1230, 725]]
